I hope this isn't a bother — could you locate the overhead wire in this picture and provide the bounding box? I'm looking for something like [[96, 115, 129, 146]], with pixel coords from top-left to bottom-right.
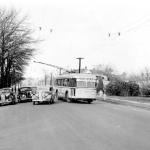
[[108, 15, 150, 38]]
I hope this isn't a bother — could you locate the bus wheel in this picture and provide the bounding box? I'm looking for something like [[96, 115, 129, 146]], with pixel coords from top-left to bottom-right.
[[67, 98, 71, 103], [65, 92, 70, 103], [50, 98, 53, 104], [55, 90, 58, 101]]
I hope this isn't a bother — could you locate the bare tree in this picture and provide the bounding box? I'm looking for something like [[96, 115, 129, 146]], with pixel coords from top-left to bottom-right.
[[91, 64, 115, 79], [127, 67, 150, 87], [0, 9, 37, 88]]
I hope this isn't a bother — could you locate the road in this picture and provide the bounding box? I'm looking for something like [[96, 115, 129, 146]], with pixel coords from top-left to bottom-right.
[[0, 100, 150, 150]]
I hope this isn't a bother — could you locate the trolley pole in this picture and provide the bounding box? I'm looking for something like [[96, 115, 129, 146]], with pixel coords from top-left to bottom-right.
[[76, 57, 84, 73]]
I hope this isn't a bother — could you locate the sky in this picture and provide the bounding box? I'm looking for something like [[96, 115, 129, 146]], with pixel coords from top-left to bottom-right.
[[1, 0, 150, 78]]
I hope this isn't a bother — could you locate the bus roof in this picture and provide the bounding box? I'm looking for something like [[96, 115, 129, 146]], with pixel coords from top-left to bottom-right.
[[56, 73, 97, 79]]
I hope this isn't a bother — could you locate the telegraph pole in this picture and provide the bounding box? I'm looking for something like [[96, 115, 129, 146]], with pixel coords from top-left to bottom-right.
[[76, 57, 84, 73]]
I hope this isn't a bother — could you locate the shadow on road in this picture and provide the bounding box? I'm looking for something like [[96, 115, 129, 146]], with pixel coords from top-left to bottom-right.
[[33, 100, 64, 105], [59, 99, 98, 105]]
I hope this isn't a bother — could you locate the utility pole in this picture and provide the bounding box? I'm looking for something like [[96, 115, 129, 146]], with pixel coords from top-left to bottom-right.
[[76, 57, 84, 73]]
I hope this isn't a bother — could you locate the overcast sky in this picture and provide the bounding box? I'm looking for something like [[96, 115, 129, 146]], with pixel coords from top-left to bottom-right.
[[2, 0, 150, 78]]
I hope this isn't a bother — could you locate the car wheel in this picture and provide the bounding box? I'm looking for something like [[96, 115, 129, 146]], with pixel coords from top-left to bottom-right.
[[55, 90, 58, 101], [88, 100, 92, 104]]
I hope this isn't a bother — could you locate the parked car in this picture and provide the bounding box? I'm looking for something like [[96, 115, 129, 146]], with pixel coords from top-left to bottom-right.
[[17, 87, 36, 103], [0, 88, 17, 105], [32, 88, 56, 105]]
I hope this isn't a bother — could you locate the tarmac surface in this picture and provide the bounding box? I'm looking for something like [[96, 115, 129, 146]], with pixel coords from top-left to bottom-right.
[[103, 96, 150, 110], [0, 100, 150, 150]]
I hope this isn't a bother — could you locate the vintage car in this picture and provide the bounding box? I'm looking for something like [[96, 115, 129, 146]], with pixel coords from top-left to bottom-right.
[[17, 87, 37, 102], [32, 87, 56, 105], [0, 88, 17, 105]]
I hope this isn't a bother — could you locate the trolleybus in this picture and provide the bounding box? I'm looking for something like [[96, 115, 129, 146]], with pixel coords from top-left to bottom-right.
[[54, 73, 97, 103]]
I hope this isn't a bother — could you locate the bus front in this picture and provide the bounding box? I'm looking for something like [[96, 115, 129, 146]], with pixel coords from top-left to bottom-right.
[[70, 77, 97, 103]]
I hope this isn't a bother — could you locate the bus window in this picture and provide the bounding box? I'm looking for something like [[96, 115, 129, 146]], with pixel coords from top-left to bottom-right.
[[77, 81, 86, 88], [63, 79, 68, 86], [56, 79, 59, 86], [87, 82, 95, 88], [56, 79, 63, 86], [68, 78, 76, 87]]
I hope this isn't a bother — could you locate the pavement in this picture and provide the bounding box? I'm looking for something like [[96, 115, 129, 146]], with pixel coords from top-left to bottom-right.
[[99, 95, 150, 110], [1, 101, 150, 150]]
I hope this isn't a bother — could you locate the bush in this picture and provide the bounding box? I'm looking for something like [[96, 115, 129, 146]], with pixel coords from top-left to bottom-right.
[[140, 85, 150, 97], [106, 80, 122, 96], [106, 80, 140, 96], [128, 81, 139, 96]]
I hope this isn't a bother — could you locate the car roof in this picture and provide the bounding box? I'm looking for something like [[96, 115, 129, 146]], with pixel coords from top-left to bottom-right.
[[20, 87, 32, 88], [19, 87, 37, 89]]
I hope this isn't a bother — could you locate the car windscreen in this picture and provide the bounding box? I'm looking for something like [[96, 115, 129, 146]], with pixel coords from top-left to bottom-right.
[[20, 88, 32, 92], [31, 87, 37, 94]]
